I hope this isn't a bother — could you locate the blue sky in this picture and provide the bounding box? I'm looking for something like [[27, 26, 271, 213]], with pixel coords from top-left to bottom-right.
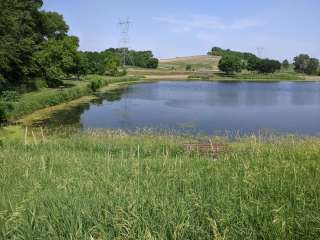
[[43, 0, 320, 61]]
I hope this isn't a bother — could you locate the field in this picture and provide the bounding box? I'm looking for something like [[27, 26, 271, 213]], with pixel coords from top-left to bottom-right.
[[0, 128, 320, 239], [127, 55, 221, 79], [159, 55, 221, 71]]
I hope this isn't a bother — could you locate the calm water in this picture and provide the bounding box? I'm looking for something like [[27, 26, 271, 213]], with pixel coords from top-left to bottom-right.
[[46, 81, 320, 135]]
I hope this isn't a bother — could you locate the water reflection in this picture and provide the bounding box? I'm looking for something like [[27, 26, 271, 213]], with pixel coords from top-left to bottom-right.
[[36, 87, 128, 127], [38, 81, 320, 135]]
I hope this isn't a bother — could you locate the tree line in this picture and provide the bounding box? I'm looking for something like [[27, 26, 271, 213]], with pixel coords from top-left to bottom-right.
[[0, 0, 158, 93], [81, 49, 158, 76], [209, 47, 319, 75]]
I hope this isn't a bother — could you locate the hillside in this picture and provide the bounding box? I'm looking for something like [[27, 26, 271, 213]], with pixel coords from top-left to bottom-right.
[[126, 55, 221, 79], [159, 55, 221, 71]]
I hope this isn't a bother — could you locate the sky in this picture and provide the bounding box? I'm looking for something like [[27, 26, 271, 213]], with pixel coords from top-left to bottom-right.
[[43, 0, 320, 61]]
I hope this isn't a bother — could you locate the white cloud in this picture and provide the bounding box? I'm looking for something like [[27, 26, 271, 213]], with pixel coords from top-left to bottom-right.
[[154, 14, 264, 32]]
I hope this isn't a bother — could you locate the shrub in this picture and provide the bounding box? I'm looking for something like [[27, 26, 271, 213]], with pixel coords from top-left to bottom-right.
[[186, 64, 192, 71], [88, 79, 103, 92]]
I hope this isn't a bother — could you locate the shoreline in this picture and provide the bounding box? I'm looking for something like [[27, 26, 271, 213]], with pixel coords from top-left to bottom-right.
[[3, 74, 320, 127]]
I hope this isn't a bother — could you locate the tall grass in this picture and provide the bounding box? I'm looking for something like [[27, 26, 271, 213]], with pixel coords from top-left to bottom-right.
[[0, 130, 319, 239]]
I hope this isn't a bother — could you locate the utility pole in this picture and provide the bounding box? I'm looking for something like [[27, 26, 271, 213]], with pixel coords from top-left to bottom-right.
[[118, 18, 131, 67]]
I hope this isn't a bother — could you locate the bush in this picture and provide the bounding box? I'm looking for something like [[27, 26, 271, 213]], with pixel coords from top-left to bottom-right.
[[186, 64, 192, 71], [88, 79, 103, 92]]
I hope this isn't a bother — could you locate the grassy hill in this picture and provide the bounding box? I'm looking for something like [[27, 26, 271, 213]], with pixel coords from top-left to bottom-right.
[[126, 55, 221, 79], [159, 55, 221, 71]]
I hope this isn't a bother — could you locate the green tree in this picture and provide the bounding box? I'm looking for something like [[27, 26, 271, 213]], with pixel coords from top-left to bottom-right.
[[34, 36, 81, 86], [282, 59, 290, 69], [218, 55, 242, 74], [0, 0, 44, 89], [0, 0, 80, 91], [72, 52, 89, 79], [256, 59, 281, 73], [294, 54, 319, 75], [246, 56, 260, 72], [105, 53, 121, 76], [293, 54, 310, 73], [305, 58, 319, 75], [146, 58, 159, 69], [39, 11, 69, 39]]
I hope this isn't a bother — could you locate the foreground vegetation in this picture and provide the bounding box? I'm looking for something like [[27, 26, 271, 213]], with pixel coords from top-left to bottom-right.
[[0, 128, 320, 239]]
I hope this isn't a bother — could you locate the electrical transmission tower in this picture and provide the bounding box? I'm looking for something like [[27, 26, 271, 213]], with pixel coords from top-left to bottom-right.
[[118, 18, 131, 67]]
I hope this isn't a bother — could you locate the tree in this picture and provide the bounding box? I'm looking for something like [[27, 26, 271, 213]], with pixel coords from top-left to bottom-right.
[[293, 54, 319, 75], [0, 0, 81, 90], [293, 54, 310, 73], [39, 11, 69, 39], [0, 0, 44, 89], [127, 50, 158, 68], [256, 59, 281, 73], [218, 55, 242, 74], [282, 59, 290, 69], [246, 56, 260, 72], [305, 58, 319, 75], [34, 36, 81, 86], [186, 64, 192, 71], [72, 52, 89, 79], [105, 53, 121, 76], [146, 58, 159, 69]]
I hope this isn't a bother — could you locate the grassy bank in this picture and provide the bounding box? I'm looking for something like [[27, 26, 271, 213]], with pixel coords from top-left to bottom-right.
[[0, 129, 320, 239], [1, 76, 140, 122]]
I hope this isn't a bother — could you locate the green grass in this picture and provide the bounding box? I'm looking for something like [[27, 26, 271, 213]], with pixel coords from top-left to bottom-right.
[[1, 129, 320, 239]]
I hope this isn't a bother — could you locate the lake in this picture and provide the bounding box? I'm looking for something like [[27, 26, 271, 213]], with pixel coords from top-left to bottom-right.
[[45, 81, 320, 135]]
